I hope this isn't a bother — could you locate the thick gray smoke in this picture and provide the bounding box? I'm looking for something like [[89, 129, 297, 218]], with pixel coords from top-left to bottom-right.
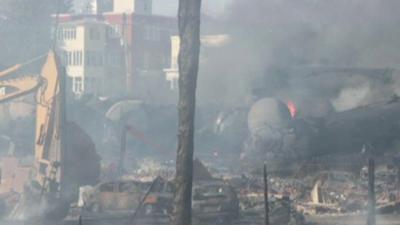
[[192, 0, 400, 165], [197, 0, 400, 110]]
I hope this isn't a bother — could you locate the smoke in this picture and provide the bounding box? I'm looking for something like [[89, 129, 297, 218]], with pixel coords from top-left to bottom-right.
[[332, 78, 371, 111], [193, 0, 400, 164], [196, 0, 400, 110]]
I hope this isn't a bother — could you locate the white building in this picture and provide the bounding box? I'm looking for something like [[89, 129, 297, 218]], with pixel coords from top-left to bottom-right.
[[56, 19, 123, 97], [164, 35, 230, 90], [113, 0, 152, 14], [57, 0, 175, 98]]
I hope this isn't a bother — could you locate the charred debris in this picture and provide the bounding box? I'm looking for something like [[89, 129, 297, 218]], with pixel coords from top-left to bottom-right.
[[2, 2, 400, 225], [1, 53, 400, 225]]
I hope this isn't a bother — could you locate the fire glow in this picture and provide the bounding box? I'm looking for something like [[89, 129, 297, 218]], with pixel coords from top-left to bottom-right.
[[287, 100, 297, 118]]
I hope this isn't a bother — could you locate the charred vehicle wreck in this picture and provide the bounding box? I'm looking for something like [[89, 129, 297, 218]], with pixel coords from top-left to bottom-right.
[[79, 165, 241, 225], [192, 180, 239, 224]]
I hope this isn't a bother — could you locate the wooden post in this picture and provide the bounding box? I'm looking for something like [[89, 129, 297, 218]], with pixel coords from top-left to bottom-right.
[[118, 126, 128, 176], [59, 58, 67, 199], [367, 158, 376, 225], [264, 163, 270, 225], [52, 0, 61, 49], [170, 0, 202, 225], [121, 13, 132, 95]]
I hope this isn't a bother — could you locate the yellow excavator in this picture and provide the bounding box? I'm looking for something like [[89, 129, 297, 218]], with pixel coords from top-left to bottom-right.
[[0, 51, 100, 220], [0, 51, 65, 193]]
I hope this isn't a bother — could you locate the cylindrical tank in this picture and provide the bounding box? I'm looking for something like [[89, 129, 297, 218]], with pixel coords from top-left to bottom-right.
[[247, 98, 292, 137], [241, 98, 293, 164]]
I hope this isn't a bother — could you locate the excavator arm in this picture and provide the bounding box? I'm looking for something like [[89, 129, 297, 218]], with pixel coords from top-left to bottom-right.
[[0, 51, 65, 195], [34, 51, 64, 194], [0, 63, 41, 104], [0, 76, 41, 103]]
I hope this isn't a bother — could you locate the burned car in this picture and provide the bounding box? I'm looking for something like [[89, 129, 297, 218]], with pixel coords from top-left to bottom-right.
[[82, 179, 147, 213], [80, 177, 239, 224], [192, 180, 239, 224], [81, 177, 173, 216], [140, 177, 174, 216]]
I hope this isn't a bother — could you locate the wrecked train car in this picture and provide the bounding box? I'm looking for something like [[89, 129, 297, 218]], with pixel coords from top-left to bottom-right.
[[241, 96, 400, 169]]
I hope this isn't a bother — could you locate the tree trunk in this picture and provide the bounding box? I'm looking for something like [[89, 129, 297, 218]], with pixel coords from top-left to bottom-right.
[[264, 164, 270, 225], [367, 158, 376, 225], [171, 1, 202, 225]]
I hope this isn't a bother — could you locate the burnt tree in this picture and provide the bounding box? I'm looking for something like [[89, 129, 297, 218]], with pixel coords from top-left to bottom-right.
[[367, 158, 376, 225], [170, 1, 202, 225], [264, 164, 270, 225]]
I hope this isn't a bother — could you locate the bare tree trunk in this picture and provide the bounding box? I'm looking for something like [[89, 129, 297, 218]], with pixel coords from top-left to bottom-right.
[[367, 158, 376, 225], [171, 1, 202, 225], [264, 164, 270, 225], [118, 126, 127, 176]]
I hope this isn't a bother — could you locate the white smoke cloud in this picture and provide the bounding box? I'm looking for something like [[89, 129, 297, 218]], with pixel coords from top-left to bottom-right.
[[332, 79, 371, 112]]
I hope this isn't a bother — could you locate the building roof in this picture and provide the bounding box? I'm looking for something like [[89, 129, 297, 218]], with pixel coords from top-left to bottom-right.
[[55, 12, 175, 24], [59, 17, 108, 26]]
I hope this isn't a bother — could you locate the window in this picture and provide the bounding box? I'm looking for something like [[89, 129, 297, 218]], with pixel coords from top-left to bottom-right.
[[107, 52, 123, 66], [0, 87, 5, 96], [72, 28, 76, 39], [107, 25, 121, 39], [73, 77, 83, 93], [78, 51, 83, 65], [86, 51, 93, 66], [57, 28, 63, 40], [170, 78, 178, 90], [85, 77, 97, 93], [57, 27, 77, 40], [144, 27, 150, 40], [72, 51, 83, 66], [85, 51, 103, 67], [67, 52, 72, 66], [143, 52, 151, 70], [89, 27, 100, 40], [59, 50, 82, 66], [59, 50, 66, 65], [73, 52, 77, 65], [144, 26, 160, 41]]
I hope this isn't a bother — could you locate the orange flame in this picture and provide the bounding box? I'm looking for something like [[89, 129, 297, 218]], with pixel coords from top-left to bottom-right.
[[287, 100, 297, 118]]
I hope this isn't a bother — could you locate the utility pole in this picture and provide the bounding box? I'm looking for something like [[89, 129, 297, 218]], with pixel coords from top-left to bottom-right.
[[170, 0, 202, 225], [367, 158, 376, 225], [118, 126, 128, 176], [121, 13, 132, 96], [264, 163, 270, 225], [52, 0, 61, 50]]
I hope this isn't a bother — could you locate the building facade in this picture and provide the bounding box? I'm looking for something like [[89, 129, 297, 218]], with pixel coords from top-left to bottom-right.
[[56, 0, 175, 98], [56, 19, 124, 97], [164, 35, 230, 90], [113, 0, 152, 14]]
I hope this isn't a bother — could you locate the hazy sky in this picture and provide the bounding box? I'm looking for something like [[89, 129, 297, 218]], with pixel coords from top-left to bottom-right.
[[152, 0, 232, 16], [74, 0, 232, 16]]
